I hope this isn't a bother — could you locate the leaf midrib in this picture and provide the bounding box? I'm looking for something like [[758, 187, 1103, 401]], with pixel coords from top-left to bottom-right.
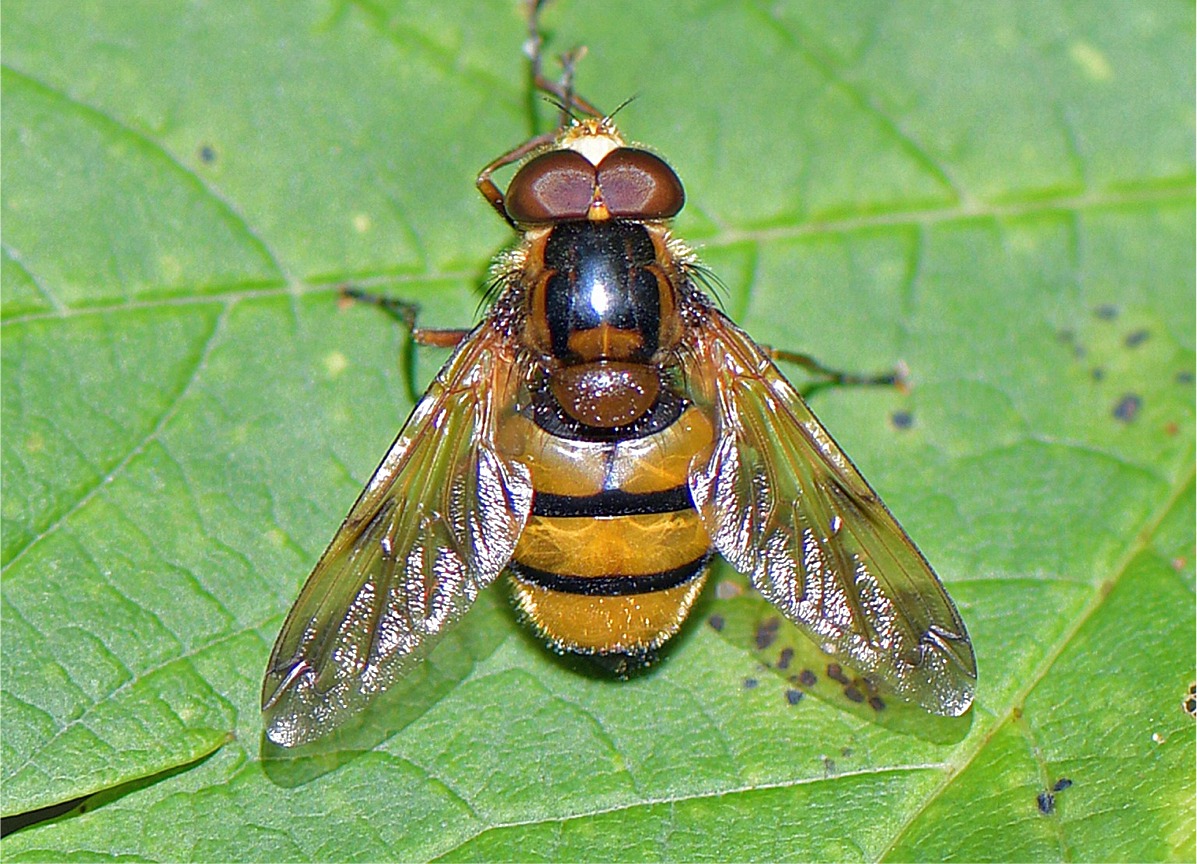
[[874, 456, 1197, 860]]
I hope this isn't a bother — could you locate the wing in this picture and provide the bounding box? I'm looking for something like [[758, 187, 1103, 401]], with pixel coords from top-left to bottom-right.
[[262, 320, 533, 746], [681, 308, 976, 716]]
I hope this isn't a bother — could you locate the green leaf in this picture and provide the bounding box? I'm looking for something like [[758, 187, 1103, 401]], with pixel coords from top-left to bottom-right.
[[2, 1, 1192, 860]]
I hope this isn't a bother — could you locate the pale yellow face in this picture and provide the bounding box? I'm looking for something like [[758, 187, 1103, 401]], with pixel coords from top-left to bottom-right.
[[557, 117, 625, 166]]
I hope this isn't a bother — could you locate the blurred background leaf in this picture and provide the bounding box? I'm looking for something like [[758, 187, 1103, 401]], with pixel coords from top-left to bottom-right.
[[2, 1, 1193, 860]]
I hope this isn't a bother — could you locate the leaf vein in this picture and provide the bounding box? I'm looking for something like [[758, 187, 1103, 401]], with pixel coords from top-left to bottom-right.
[[2, 306, 230, 574]]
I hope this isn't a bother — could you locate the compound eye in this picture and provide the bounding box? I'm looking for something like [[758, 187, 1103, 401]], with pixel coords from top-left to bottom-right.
[[505, 150, 596, 224], [596, 148, 685, 219]]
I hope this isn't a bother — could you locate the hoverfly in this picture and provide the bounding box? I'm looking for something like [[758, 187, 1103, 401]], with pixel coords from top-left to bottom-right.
[[262, 32, 976, 749]]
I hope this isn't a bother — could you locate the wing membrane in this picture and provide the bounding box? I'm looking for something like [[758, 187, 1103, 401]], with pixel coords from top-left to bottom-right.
[[262, 321, 533, 746], [682, 309, 976, 716]]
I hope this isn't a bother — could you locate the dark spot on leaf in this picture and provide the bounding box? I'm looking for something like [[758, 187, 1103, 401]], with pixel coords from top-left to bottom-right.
[[1113, 394, 1141, 423], [1177, 370, 1195, 384], [1094, 304, 1119, 320], [1057, 329, 1075, 344], [827, 663, 849, 684], [1037, 791, 1055, 815], [1184, 683, 1196, 717], [199, 144, 217, 163], [868, 695, 886, 712], [891, 410, 913, 430], [755, 619, 778, 650], [743, 677, 758, 689], [843, 685, 864, 703], [1091, 367, 1105, 382], [799, 669, 817, 687], [785, 688, 803, 705], [707, 614, 724, 632], [776, 647, 794, 670], [1052, 777, 1073, 792], [1124, 329, 1150, 348]]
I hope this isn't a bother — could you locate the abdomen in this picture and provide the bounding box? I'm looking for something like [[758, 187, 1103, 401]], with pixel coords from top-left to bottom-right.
[[496, 393, 715, 661]]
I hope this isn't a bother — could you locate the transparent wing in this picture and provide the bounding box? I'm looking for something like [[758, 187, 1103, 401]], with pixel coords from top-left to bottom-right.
[[262, 321, 533, 746], [681, 309, 976, 715]]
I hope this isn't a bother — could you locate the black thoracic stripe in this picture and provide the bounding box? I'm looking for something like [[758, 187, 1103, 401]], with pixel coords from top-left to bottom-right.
[[532, 485, 693, 518], [508, 553, 712, 597]]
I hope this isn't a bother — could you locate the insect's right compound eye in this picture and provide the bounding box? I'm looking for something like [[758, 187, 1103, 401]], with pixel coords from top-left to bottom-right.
[[505, 150, 596, 224], [597, 148, 685, 219]]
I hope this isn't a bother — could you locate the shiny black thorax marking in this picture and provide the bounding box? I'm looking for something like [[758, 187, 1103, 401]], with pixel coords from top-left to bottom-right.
[[542, 221, 661, 363]]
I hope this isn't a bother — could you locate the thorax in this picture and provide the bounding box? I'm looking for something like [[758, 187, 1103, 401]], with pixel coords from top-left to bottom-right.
[[517, 220, 687, 431]]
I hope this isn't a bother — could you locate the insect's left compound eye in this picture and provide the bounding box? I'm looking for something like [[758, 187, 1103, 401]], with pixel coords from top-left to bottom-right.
[[505, 149, 596, 224], [596, 148, 685, 219]]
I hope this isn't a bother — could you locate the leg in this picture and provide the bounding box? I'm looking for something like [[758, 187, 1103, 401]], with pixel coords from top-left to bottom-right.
[[526, 0, 604, 121], [339, 286, 471, 404], [339, 287, 470, 349], [476, 0, 604, 226], [476, 131, 558, 227], [768, 347, 910, 396]]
